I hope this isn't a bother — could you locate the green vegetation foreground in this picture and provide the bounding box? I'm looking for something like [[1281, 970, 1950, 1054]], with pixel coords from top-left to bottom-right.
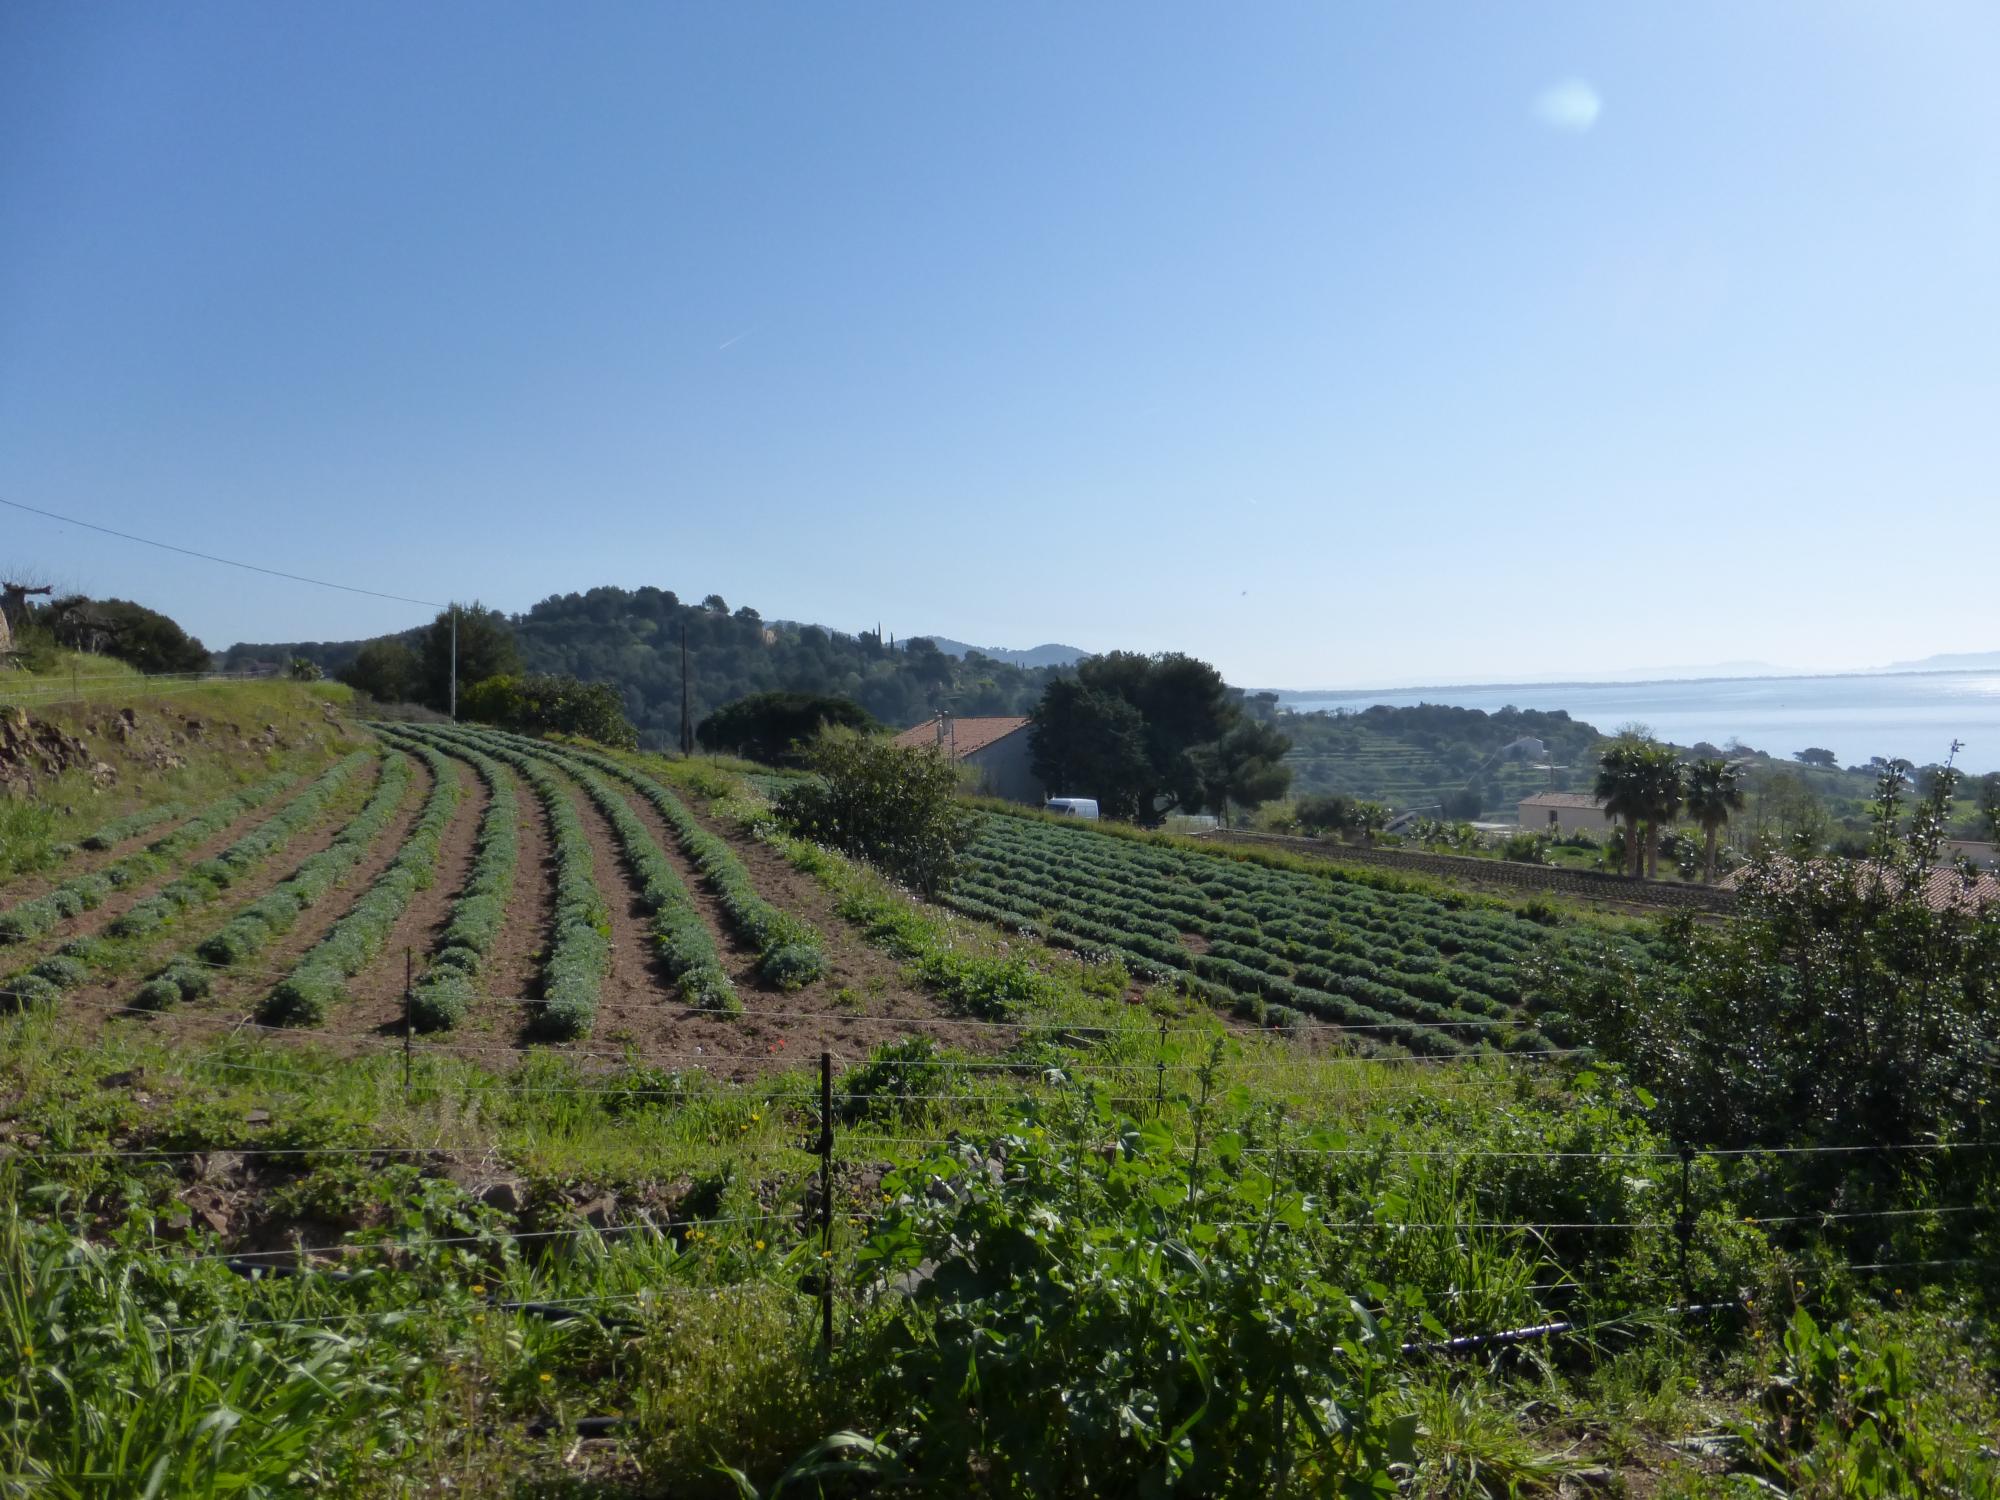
[[0, 719, 1992, 1495]]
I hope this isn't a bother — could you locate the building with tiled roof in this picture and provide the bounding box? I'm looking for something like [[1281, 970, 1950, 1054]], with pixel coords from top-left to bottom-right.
[[891, 715, 1042, 804]]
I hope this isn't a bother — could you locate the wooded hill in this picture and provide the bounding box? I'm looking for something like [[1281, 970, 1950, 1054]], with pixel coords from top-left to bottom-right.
[[222, 586, 1061, 748]]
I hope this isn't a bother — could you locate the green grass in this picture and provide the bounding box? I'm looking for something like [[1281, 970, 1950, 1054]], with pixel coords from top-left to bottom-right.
[[0, 730, 1991, 1494]]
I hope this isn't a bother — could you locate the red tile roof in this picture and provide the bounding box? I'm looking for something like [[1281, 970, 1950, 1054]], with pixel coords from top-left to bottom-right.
[[891, 715, 1030, 759]]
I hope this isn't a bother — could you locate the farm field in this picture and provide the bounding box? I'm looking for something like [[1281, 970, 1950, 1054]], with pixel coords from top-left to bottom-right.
[[0, 691, 1992, 1494], [950, 808, 1625, 1052]]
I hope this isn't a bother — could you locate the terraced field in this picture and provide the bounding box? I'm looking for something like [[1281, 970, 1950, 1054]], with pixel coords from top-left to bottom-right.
[[950, 810, 1619, 1052], [3, 717, 1031, 1072]]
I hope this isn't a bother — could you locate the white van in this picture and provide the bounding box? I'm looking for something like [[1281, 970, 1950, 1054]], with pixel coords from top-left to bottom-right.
[[1044, 797, 1100, 820]]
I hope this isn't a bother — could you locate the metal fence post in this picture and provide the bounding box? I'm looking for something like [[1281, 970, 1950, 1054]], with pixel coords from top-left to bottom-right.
[[820, 1049, 835, 1352], [402, 948, 414, 1100]]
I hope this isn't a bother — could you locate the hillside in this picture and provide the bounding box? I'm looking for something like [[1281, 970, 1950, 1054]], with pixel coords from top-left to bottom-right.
[[914, 637, 1088, 669], [0, 686, 1992, 1491], [221, 587, 1063, 747]]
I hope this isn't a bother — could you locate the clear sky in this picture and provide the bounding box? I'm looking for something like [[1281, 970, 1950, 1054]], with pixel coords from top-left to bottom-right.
[[3, 3, 1995, 689]]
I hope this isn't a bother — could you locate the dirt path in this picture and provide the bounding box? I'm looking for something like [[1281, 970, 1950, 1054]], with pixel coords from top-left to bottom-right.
[[344, 759, 487, 1037], [467, 766, 553, 1032], [540, 782, 683, 1052]]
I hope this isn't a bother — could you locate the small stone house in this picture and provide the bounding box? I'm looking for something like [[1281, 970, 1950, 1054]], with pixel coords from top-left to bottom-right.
[[1517, 791, 1608, 836]]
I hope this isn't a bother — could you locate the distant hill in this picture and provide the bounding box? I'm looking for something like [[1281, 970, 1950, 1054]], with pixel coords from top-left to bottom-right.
[[910, 637, 1088, 670], [1883, 650, 2000, 672], [221, 587, 1065, 749]]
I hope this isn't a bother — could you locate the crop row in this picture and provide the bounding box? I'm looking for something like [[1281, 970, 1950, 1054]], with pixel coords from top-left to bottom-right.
[[135, 754, 418, 1009], [978, 815, 1540, 964], [952, 813, 1569, 1052], [79, 801, 188, 852], [972, 815, 1541, 971], [0, 768, 301, 945], [261, 742, 464, 1025], [474, 731, 826, 991], [410, 725, 741, 1016], [108, 752, 374, 941], [410, 731, 609, 1039], [370, 731, 519, 1032]]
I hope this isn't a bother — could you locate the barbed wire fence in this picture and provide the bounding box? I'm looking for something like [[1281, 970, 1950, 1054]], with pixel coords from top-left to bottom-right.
[[3, 980, 1994, 1396]]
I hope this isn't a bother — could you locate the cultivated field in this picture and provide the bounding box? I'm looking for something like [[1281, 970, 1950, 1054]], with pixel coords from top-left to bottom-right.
[[0, 688, 1991, 1495]]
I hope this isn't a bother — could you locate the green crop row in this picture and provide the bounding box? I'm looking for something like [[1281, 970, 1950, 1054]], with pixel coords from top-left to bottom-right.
[[0, 768, 302, 945], [79, 801, 188, 852], [133, 755, 417, 1010], [369, 732, 519, 1032], [260, 743, 463, 1026], [0, 936, 112, 1013], [109, 752, 374, 941], [953, 811, 1580, 1052], [407, 730, 608, 1039], [407, 724, 739, 1017], [492, 734, 825, 991]]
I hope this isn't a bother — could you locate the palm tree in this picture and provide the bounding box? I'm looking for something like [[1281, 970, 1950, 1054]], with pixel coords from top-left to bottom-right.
[[1684, 758, 1745, 882], [1639, 749, 1686, 879], [1595, 740, 1684, 879], [1595, 743, 1651, 878]]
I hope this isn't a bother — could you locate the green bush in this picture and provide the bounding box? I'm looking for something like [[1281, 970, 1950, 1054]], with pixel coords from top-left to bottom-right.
[[775, 727, 971, 898]]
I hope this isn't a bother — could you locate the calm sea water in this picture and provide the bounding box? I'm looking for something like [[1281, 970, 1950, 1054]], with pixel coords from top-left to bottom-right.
[[1280, 672, 2000, 775]]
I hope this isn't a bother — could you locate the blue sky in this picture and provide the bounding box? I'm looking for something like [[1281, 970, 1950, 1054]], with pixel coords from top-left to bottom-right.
[[2, 2, 1995, 688]]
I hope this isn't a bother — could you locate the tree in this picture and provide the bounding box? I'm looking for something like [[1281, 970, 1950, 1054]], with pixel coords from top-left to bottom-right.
[[696, 692, 877, 765], [1683, 758, 1745, 882], [1028, 678, 1152, 821], [1294, 794, 1361, 837], [286, 656, 323, 682], [418, 602, 519, 713], [1539, 765, 2000, 1186], [1792, 747, 1838, 768], [460, 672, 637, 747], [1190, 719, 1293, 823], [338, 639, 420, 704], [1639, 748, 1686, 879], [1594, 742, 1654, 879], [45, 596, 209, 674], [1978, 773, 2000, 847], [1028, 652, 1242, 826], [775, 728, 973, 896]]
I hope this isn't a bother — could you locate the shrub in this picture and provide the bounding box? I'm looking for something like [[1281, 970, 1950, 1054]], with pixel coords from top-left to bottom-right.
[[775, 727, 972, 897]]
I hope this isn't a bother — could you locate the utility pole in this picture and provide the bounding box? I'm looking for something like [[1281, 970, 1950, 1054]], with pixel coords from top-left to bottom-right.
[[679, 622, 694, 756], [449, 605, 459, 721]]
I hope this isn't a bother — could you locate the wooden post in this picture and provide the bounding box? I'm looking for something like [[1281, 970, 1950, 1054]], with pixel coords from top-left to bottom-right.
[[819, 1049, 834, 1352]]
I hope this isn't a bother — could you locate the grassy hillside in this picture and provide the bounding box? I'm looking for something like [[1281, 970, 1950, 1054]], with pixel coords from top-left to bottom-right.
[[0, 671, 359, 883], [0, 707, 1989, 1493]]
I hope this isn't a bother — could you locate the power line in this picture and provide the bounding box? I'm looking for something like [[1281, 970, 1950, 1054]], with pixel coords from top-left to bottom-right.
[[0, 495, 446, 610]]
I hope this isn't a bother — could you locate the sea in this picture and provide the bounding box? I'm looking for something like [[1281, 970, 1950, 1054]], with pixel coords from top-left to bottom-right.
[[1278, 671, 2000, 776]]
